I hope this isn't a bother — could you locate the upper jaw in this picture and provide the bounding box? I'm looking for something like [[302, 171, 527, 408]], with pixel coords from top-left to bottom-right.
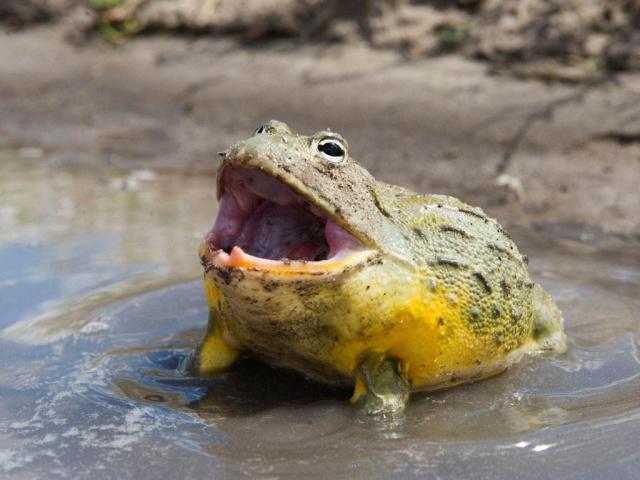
[[216, 140, 347, 228], [201, 161, 376, 273]]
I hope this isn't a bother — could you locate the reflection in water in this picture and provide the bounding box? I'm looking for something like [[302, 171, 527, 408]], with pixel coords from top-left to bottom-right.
[[0, 150, 639, 479], [0, 151, 213, 341]]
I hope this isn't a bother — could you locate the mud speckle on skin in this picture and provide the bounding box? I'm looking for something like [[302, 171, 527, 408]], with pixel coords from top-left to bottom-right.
[[473, 271, 492, 295]]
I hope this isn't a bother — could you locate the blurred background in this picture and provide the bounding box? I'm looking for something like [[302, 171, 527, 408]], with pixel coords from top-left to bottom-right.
[[1, 2, 639, 479], [2, 0, 639, 240]]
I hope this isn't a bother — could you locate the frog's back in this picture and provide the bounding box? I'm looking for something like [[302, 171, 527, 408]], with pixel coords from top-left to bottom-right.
[[374, 182, 565, 361]]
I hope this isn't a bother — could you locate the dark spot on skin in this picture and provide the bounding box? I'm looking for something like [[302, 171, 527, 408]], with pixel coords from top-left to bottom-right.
[[473, 271, 492, 294], [438, 318, 445, 326], [217, 267, 232, 285], [492, 304, 503, 318], [366, 285, 370, 290], [532, 323, 548, 340], [495, 223, 513, 241], [487, 243, 509, 255], [242, 295, 258, 304], [440, 225, 472, 238], [525, 281, 535, 289], [487, 243, 523, 263], [203, 263, 215, 275], [511, 310, 523, 324], [501, 279, 512, 297], [522, 255, 529, 265], [262, 280, 279, 292], [457, 207, 488, 221], [429, 257, 468, 269], [413, 227, 427, 239], [292, 281, 321, 297]]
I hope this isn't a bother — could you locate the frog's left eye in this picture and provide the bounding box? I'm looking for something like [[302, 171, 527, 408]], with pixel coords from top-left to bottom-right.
[[253, 124, 268, 135], [317, 138, 347, 164]]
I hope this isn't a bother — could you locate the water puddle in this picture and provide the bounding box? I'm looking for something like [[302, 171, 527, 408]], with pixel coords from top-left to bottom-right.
[[1, 150, 639, 479]]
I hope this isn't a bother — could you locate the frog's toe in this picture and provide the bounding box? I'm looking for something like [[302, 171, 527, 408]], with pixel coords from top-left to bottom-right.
[[351, 353, 410, 415], [181, 311, 240, 376], [531, 284, 567, 353], [182, 333, 240, 376]]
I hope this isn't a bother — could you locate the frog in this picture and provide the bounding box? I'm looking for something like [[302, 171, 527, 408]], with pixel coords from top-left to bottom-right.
[[191, 120, 566, 414]]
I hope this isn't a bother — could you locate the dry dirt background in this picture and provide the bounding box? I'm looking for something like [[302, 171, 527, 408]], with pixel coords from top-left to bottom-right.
[[1, 0, 639, 244]]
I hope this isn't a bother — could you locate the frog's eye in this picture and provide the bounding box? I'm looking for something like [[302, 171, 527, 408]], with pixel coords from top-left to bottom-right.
[[253, 120, 293, 136], [317, 138, 347, 164], [253, 124, 268, 136]]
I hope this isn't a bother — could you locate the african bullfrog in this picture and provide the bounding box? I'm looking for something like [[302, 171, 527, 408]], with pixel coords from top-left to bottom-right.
[[191, 120, 566, 414]]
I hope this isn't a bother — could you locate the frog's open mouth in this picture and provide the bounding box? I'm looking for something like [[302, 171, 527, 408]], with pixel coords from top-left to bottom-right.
[[201, 166, 368, 271]]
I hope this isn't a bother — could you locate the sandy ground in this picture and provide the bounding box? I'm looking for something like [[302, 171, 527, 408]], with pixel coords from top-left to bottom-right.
[[1, 25, 639, 243]]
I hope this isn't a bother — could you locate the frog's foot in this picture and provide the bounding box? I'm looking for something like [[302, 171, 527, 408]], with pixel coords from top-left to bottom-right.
[[350, 353, 410, 415], [531, 284, 567, 353], [181, 311, 240, 376]]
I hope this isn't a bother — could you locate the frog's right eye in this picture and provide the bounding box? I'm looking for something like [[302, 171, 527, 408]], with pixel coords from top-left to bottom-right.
[[317, 138, 347, 164]]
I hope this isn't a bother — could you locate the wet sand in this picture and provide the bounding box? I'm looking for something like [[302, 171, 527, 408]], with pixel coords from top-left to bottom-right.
[[1, 25, 639, 244]]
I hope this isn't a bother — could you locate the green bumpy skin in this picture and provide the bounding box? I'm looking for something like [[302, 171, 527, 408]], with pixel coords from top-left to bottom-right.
[[193, 120, 567, 414]]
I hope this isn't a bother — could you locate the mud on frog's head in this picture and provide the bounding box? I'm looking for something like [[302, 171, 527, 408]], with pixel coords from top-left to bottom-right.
[[199, 120, 398, 277]]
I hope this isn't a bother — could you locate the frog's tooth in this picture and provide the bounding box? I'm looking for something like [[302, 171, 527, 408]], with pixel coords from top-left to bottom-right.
[[209, 248, 231, 265], [228, 246, 247, 265]]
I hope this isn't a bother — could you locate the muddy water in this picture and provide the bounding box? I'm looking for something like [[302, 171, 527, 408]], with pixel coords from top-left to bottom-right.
[[1, 150, 639, 479]]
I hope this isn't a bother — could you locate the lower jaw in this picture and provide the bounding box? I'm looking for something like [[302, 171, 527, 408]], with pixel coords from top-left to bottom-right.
[[199, 242, 378, 275]]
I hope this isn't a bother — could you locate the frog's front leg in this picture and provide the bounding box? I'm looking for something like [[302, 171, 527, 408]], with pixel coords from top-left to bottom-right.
[[183, 309, 240, 376], [350, 353, 411, 414]]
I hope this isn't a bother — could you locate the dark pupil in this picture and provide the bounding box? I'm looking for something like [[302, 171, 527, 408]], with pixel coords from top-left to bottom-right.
[[255, 126, 265, 134], [319, 141, 343, 157]]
